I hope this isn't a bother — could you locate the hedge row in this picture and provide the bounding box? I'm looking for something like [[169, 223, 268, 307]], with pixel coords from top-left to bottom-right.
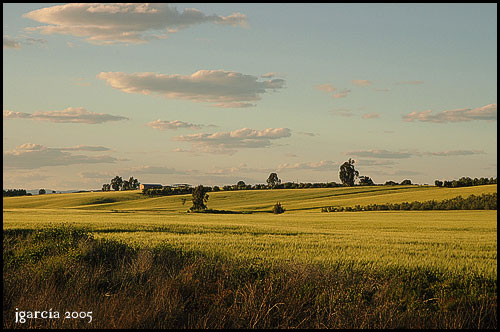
[[321, 193, 497, 212], [435, 177, 497, 188]]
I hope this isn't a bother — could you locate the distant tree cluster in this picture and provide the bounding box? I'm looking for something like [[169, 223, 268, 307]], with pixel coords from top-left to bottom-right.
[[143, 186, 193, 197], [435, 177, 497, 188], [321, 193, 497, 212], [142, 175, 348, 197], [358, 176, 374, 186], [3, 189, 32, 197], [221, 181, 344, 191], [102, 176, 140, 191]]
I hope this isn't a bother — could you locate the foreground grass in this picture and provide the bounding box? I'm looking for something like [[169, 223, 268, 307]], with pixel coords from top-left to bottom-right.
[[3, 227, 497, 329]]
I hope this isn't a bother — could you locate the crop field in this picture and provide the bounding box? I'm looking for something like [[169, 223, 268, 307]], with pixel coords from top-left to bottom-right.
[[3, 184, 497, 278], [3, 184, 497, 328]]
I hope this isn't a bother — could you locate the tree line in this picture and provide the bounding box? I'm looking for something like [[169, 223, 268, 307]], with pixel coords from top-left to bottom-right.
[[3, 189, 32, 197], [321, 193, 497, 212], [143, 168, 379, 198], [434, 177, 497, 188]]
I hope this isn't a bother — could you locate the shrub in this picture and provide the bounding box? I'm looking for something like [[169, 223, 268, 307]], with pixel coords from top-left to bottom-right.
[[273, 202, 285, 214]]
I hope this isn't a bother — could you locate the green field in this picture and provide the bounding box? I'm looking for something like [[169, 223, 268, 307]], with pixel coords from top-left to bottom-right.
[[3, 184, 497, 279]]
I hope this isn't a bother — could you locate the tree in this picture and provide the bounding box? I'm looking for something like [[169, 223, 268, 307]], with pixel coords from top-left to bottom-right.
[[122, 179, 130, 191], [266, 172, 281, 187], [190, 185, 209, 211], [385, 180, 398, 186], [339, 158, 359, 186], [102, 184, 111, 191], [130, 177, 140, 190], [358, 176, 374, 186], [237, 180, 246, 187], [110, 176, 123, 191], [434, 180, 443, 187], [401, 179, 412, 185], [38, 189, 46, 195]]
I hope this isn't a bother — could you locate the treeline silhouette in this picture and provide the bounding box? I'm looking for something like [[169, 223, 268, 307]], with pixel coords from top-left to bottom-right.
[[143, 182, 357, 197], [321, 193, 497, 212], [435, 177, 497, 188], [3, 189, 32, 197]]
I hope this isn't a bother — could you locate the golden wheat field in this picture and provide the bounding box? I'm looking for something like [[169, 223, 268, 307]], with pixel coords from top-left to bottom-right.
[[3, 184, 497, 279]]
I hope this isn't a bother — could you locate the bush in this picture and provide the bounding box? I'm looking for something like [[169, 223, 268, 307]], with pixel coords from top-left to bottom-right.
[[273, 202, 285, 214]]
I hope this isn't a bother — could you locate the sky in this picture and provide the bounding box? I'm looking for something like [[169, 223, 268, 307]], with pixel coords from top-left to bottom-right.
[[3, 3, 497, 191]]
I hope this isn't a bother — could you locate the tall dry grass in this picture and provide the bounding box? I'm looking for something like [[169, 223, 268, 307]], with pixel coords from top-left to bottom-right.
[[3, 227, 497, 329]]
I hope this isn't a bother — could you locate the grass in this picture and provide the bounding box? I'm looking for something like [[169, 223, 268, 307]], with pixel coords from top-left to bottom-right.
[[3, 184, 497, 328], [3, 227, 497, 329]]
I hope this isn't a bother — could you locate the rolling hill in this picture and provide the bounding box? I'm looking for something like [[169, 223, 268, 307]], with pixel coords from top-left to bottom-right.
[[3, 184, 496, 213]]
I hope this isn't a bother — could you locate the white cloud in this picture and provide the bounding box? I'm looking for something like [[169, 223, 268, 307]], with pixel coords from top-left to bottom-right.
[[206, 163, 268, 175], [23, 3, 247, 45], [315, 84, 351, 99], [369, 169, 422, 177], [362, 113, 380, 119], [78, 171, 114, 179], [296, 131, 317, 137], [98, 70, 285, 108], [3, 110, 32, 118], [147, 119, 204, 131], [58, 145, 111, 152], [3, 107, 128, 124], [173, 148, 190, 153], [22, 37, 47, 46], [3, 36, 21, 49], [352, 80, 372, 87], [314, 83, 336, 93], [262, 72, 277, 78], [329, 108, 354, 117], [346, 149, 487, 159], [4, 143, 118, 169], [422, 150, 486, 157], [395, 81, 424, 85], [332, 90, 351, 99], [403, 104, 497, 123], [173, 127, 291, 154], [277, 160, 338, 172], [124, 165, 188, 175], [355, 159, 398, 167], [345, 149, 414, 159]]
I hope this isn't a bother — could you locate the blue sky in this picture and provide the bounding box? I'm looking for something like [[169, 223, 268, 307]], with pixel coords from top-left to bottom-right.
[[3, 3, 497, 190]]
